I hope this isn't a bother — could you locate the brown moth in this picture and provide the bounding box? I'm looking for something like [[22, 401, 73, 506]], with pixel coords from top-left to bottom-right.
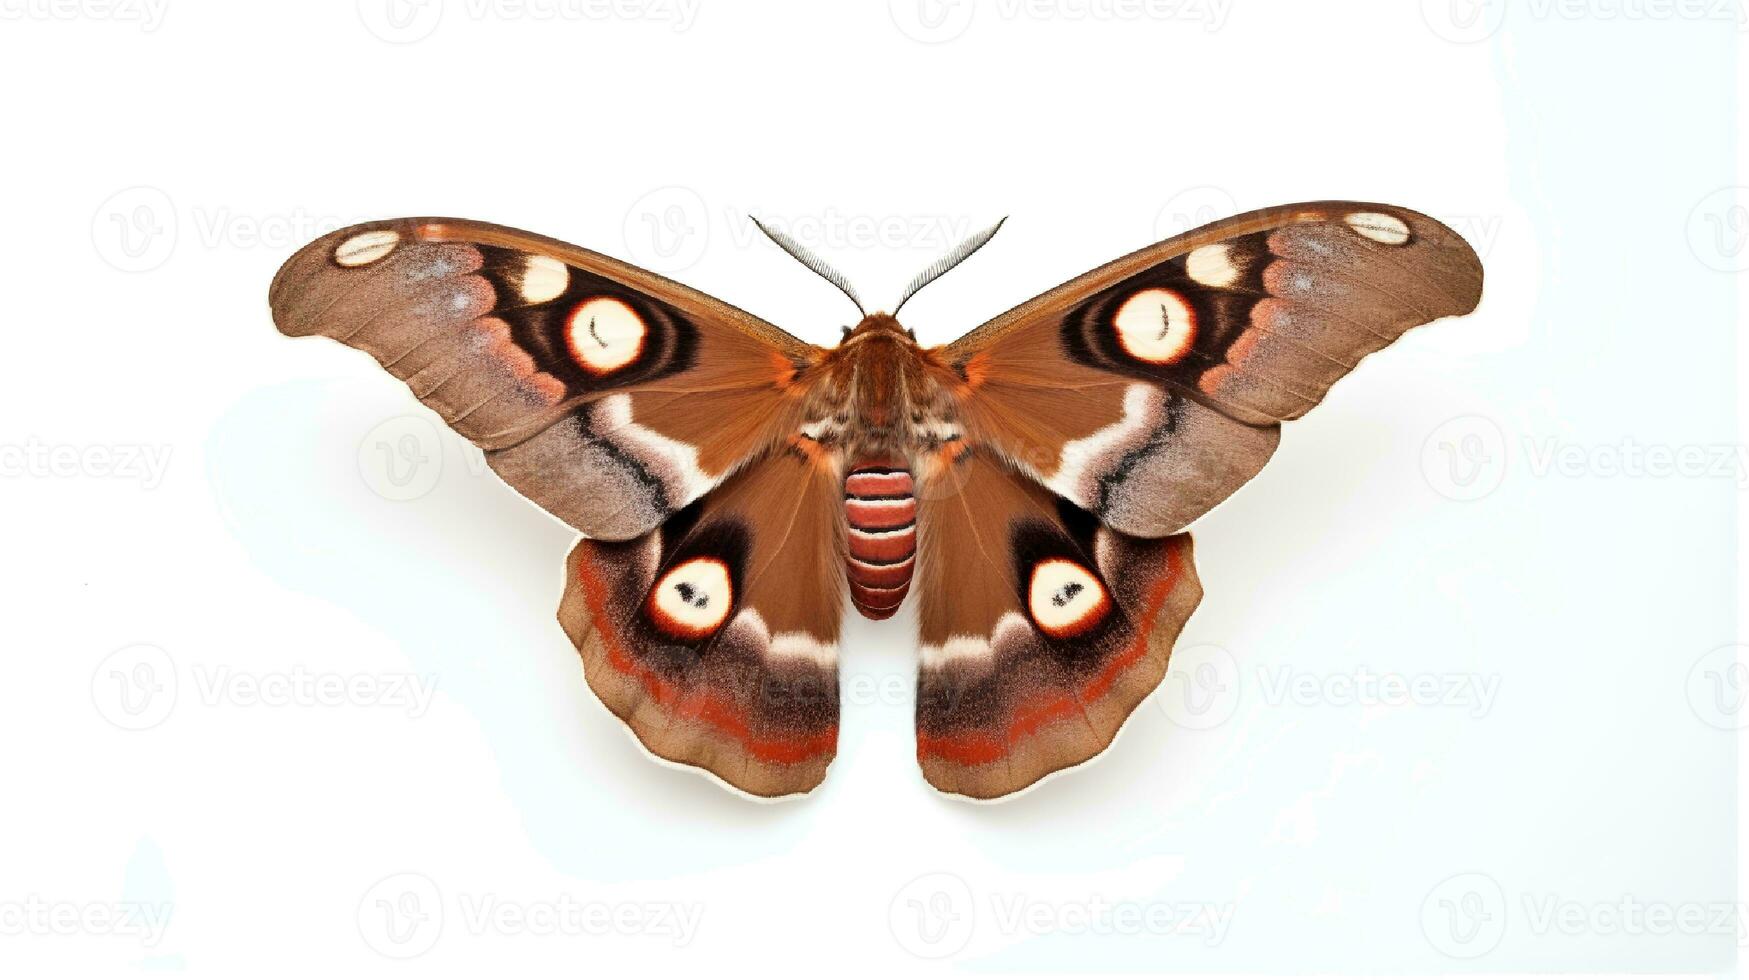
[[269, 203, 1483, 800]]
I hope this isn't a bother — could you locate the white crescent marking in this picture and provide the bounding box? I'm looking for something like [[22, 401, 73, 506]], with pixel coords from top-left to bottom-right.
[[333, 229, 400, 267], [1344, 211, 1411, 245]]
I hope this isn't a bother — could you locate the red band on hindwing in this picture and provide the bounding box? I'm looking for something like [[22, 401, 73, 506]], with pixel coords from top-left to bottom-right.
[[914, 536, 1191, 766], [571, 549, 836, 765]]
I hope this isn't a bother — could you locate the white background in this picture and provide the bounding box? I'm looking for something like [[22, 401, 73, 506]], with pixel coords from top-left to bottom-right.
[[1, 0, 1743, 975]]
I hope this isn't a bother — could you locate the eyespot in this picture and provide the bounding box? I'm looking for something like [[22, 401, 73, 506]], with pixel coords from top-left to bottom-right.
[[646, 557, 734, 640], [565, 297, 646, 376], [1026, 558, 1112, 639], [1112, 287, 1196, 365]]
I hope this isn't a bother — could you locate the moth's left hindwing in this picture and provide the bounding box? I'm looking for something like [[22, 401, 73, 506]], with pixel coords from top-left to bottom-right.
[[270, 217, 820, 541]]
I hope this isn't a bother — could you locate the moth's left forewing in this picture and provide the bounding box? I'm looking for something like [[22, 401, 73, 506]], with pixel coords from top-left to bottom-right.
[[939, 202, 1483, 538]]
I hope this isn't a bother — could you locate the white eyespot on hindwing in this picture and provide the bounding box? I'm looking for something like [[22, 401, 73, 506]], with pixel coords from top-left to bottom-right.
[[565, 296, 646, 376], [333, 229, 400, 267], [1112, 287, 1196, 365], [1026, 558, 1112, 639], [1185, 243, 1240, 288], [646, 557, 734, 640], [1343, 211, 1411, 246], [518, 254, 570, 302]]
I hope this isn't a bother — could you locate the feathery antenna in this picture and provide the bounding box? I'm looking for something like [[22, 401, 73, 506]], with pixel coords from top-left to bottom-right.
[[891, 217, 1006, 314], [749, 215, 866, 317]]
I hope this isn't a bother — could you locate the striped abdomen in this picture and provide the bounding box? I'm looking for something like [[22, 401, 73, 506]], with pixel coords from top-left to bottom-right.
[[845, 462, 916, 620]]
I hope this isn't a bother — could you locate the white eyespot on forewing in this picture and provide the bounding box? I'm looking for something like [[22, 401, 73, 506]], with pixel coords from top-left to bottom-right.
[[565, 297, 646, 375], [334, 229, 400, 267], [1026, 558, 1112, 639], [1112, 287, 1196, 365], [518, 254, 570, 302], [1185, 243, 1240, 288], [1343, 211, 1411, 246], [646, 557, 734, 640]]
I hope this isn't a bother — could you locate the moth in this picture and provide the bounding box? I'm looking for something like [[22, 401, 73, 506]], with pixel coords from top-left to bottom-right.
[[269, 202, 1482, 800]]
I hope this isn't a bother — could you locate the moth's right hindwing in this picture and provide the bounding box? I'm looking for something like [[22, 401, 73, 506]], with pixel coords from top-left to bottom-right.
[[270, 217, 823, 541]]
